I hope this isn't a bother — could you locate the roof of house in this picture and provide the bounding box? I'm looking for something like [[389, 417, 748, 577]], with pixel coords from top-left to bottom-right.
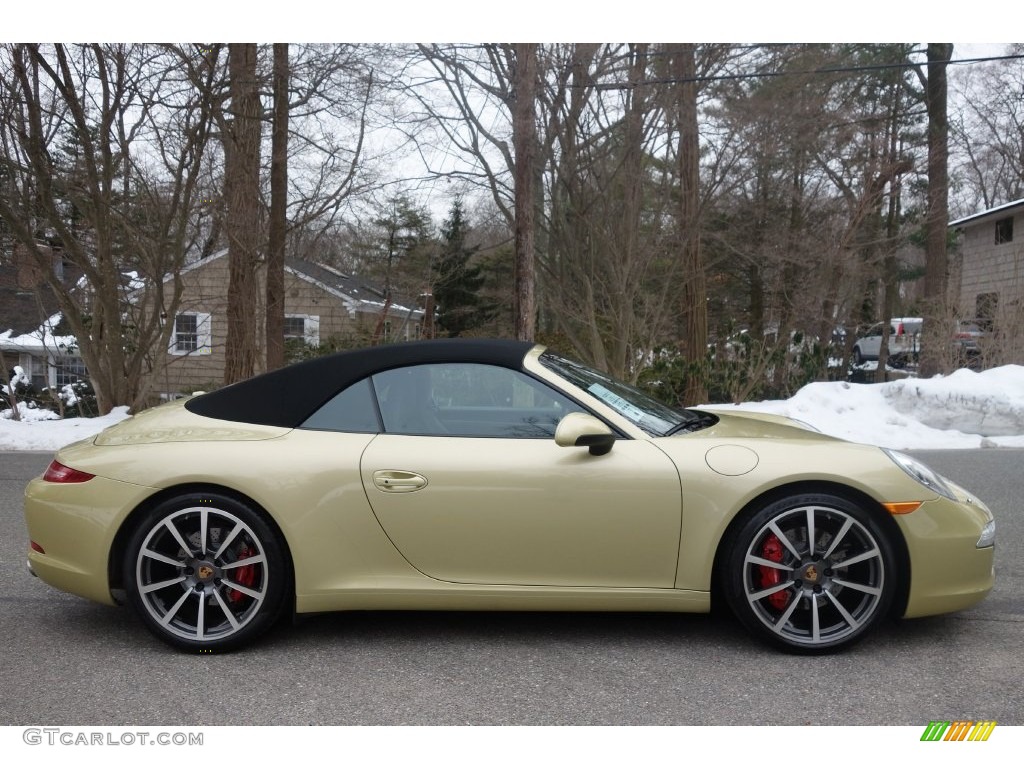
[[0, 248, 83, 337], [949, 198, 1024, 229], [285, 257, 423, 316], [0, 265, 54, 336], [175, 250, 423, 317], [0, 312, 77, 355]]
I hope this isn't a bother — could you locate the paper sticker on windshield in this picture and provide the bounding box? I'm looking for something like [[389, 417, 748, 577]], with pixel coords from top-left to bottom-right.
[[588, 383, 645, 423]]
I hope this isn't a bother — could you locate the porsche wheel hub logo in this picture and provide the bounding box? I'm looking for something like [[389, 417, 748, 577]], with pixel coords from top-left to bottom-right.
[[197, 565, 214, 580], [804, 565, 819, 583]]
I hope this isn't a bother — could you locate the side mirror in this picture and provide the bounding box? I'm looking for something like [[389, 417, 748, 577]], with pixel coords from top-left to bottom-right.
[[554, 412, 616, 456]]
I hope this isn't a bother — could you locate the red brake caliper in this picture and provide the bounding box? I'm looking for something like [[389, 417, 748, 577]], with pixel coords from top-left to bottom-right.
[[227, 546, 257, 603], [758, 533, 790, 611]]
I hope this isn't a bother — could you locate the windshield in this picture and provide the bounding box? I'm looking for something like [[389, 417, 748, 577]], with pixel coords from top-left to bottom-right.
[[539, 351, 701, 437]]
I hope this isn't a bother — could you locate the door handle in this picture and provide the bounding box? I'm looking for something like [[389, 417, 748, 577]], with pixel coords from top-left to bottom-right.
[[372, 470, 428, 493]]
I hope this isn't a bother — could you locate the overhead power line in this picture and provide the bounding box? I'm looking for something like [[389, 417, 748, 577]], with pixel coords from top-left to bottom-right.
[[589, 53, 1024, 90]]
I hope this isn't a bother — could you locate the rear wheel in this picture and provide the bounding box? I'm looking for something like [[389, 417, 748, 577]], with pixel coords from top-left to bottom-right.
[[852, 347, 864, 365], [722, 493, 896, 653], [123, 493, 289, 652]]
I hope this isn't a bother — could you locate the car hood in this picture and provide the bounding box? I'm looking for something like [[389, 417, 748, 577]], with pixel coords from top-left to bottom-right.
[[93, 398, 292, 446], [683, 408, 840, 442]]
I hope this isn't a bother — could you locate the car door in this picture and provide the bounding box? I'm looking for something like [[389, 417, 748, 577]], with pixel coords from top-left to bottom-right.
[[861, 323, 884, 358], [359, 363, 683, 588]]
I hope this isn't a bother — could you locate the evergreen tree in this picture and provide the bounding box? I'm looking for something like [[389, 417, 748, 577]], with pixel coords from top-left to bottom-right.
[[433, 199, 492, 337]]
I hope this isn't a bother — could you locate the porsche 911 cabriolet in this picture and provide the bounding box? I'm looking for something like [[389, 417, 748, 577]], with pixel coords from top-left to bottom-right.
[[24, 339, 995, 653]]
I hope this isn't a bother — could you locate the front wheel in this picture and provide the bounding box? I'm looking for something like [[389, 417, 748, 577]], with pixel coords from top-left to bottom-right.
[[721, 493, 896, 653], [123, 493, 290, 652]]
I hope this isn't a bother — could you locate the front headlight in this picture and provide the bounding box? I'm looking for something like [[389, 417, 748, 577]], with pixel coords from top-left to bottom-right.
[[977, 519, 996, 548], [882, 449, 958, 501]]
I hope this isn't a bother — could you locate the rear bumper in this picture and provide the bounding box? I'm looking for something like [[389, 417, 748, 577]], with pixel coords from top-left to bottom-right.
[[24, 474, 159, 606]]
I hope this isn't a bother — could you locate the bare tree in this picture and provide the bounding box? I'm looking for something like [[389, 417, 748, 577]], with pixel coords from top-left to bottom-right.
[[511, 43, 538, 340], [540, 44, 680, 380], [670, 44, 708, 404], [265, 43, 289, 372], [0, 43, 217, 412], [918, 43, 954, 378], [951, 44, 1024, 213], [409, 44, 541, 341], [223, 43, 262, 385]]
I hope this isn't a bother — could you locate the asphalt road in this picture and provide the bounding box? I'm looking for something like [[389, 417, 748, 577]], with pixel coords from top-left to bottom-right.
[[1, 448, 1021, 726]]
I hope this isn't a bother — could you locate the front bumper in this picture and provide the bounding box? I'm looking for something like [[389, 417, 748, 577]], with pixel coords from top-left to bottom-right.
[[897, 493, 995, 618]]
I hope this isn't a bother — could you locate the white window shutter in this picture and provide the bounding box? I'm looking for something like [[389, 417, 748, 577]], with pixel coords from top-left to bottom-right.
[[305, 315, 320, 346], [197, 312, 212, 355]]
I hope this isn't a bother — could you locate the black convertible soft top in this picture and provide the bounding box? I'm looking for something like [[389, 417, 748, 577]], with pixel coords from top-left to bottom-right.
[[185, 338, 536, 428]]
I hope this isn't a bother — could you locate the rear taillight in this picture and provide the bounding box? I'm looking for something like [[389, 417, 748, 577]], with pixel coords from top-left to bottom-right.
[[42, 460, 95, 483]]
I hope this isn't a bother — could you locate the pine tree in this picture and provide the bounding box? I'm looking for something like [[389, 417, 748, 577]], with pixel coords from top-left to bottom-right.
[[433, 199, 492, 337]]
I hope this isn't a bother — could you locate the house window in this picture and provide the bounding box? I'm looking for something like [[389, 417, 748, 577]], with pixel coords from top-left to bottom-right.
[[283, 316, 306, 340], [284, 314, 319, 346], [18, 354, 47, 390], [995, 217, 1013, 244], [174, 314, 198, 352], [171, 312, 212, 355], [54, 355, 88, 387], [976, 292, 998, 332]]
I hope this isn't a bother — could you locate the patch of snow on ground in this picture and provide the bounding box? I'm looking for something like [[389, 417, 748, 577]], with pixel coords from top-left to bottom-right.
[[0, 406, 132, 452], [707, 364, 1024, 450]]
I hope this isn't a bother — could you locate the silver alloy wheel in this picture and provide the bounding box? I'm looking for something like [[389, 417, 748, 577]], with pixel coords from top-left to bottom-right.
[[134, 505, 270, 643], [740, 503, 886, 648]]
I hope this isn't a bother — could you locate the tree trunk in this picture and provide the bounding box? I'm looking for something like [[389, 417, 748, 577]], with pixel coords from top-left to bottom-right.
[[224, 43, 262, 385], [672, 44, 707, 405], [266, 43, 289, 372], [512, 43, 538, 341], [918, 43, 953, 378]]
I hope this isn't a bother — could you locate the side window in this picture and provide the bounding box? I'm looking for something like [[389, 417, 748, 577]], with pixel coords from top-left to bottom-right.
[[373, 363, 583, 438], [300, 378, 381, 433]]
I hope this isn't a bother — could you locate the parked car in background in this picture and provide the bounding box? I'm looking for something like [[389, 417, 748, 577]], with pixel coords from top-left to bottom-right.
[[953, 320, 984, 352], [852, 318, 922, 367], [953, 320, 985, 368]]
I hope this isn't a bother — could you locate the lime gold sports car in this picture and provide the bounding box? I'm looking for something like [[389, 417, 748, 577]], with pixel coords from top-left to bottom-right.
[[24, 339, 995, 653]]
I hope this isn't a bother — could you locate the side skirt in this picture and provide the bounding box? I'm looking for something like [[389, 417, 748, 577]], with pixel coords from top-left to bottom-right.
[[296, 585, 710, 614]]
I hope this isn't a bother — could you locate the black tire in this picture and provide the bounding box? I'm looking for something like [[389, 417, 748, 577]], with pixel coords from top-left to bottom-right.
[[852, 347, 864, 365], [721, 493, 896, 653], [123, 493, 290, 652]]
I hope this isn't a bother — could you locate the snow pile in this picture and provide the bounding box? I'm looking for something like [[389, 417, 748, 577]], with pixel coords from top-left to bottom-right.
[[1, 402, 61, 422], [0, 406, 131, 452], [883, 367, 1024, 436], [709, 364, 1024, 450]]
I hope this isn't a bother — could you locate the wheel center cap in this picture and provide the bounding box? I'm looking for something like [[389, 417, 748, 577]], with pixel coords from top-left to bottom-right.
[[803, 564, 820, 583], [196, 563, 215, 581]]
